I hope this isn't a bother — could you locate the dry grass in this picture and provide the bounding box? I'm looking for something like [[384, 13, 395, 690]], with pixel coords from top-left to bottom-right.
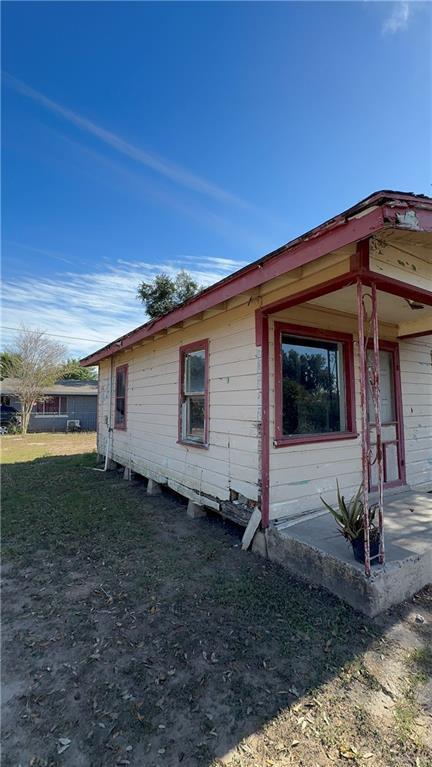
[[2, 434, 431, 767]]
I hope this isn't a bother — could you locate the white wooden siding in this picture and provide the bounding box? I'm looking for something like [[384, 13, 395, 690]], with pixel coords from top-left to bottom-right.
[[97, 302, 261, 504], [399, 337, 432, 490], [267, 307, 432, 520], [95, 241, 431, 520]]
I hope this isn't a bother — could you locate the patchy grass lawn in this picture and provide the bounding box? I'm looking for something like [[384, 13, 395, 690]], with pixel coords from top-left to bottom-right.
[[2, 434, 431, 767]]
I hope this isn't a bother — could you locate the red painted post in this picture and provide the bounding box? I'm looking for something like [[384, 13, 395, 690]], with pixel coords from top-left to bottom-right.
[[357, 278, 371, 577], [371, 283, 385, 564]]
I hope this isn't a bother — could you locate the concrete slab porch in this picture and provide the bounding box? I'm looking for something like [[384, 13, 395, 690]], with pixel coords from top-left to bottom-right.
[[252, 490, 432, 617]]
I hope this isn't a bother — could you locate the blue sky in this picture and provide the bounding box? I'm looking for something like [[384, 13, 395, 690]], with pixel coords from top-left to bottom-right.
[[2, 1, 430, 357]]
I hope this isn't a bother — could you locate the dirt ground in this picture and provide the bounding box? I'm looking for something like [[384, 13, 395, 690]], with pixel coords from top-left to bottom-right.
[[2, 433, 432, 767]]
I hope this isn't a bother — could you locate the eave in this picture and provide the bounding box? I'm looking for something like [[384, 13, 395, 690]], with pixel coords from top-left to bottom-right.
[[80, 190, 432, 367]]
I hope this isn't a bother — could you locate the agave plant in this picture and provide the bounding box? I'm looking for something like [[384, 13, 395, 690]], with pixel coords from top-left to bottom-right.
[[320, 482, 376, 542]]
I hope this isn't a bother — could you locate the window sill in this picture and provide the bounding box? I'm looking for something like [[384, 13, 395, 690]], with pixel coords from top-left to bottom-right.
[[177, 439, 208, 450], [274, 432, 358, 448], [114, 424, 127, 431], [34, 414, 68, 418]]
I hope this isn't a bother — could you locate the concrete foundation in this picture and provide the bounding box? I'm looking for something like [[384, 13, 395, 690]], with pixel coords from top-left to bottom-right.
[[147, 479, 162, 496], [186, 500, 207, 519], [252, 490, 432, 617]]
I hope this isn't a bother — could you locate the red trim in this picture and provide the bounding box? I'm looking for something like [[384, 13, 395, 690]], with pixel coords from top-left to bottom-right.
[[398, 329, 432, 340], [96, 371, 99, 435], [350, 238, 370, 273], [260, 272, 358, 317], [114, 363, 128, 430], [367, 340, 406, 489], [382, 204, 432, 233], [178, 339, 209, 449], [361, 270, 432, 306], [81, 193, 432, 367], [273, 322, 356, 447]]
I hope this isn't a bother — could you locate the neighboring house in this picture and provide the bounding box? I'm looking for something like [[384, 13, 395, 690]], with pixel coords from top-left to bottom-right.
[[0, 378, 98, 432], [80, 191, 432, 614]]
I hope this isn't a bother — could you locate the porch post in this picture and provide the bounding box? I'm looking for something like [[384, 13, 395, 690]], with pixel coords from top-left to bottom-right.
[[356, 278, 371, 577], [371, 283, 385, 565]]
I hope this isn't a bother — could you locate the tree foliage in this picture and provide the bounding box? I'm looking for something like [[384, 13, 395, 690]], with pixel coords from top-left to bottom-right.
[[282, 348, 341, 435], [0, 352, 22, 380], [60, 358, 97, 381], [5, 328, 66, 434], [137, 270, 200, 319]]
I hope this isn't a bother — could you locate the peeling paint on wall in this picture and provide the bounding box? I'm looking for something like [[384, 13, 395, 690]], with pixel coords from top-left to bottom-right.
[[396, 210, 421, 231]]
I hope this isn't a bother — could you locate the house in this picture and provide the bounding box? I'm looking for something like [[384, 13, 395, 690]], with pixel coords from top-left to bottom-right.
[[80, 190, 432, 615], [0, 378, 98, 432]]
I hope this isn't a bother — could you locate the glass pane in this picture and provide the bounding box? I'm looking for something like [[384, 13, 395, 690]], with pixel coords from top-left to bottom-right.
[[281, 334, 345, 436], [44, 396, 59, 414], [367, 350, 395, 424], [115, 396, 125, 425], [184, 350, 205, 394], [116, 369, 125, 398], [185, 395, 205, 442]]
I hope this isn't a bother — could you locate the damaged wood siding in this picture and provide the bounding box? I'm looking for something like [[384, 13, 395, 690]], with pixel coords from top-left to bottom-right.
[[370, 238, 432, 292], [96, 304, 260, 504], [399, 336, 432, 489]]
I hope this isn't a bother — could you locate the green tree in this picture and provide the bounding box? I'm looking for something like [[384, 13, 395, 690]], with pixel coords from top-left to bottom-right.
[[61, 358, 97, 380], [0, 352, 22, 380], [137, 270, 200, 319]]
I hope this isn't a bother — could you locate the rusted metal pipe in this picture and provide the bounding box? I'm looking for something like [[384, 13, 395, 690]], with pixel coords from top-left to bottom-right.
[[357, 278, 371, 577], [371, 283, 385, 564]]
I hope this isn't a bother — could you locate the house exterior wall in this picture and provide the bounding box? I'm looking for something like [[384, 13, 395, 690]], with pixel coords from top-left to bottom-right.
[[267, 305, 432, 521], [94, 242, 431, 521], [399, 336, 432, 490], [66, 395, 98, 430], [97, 301, 261, 504], [7, 394, 97, 432]]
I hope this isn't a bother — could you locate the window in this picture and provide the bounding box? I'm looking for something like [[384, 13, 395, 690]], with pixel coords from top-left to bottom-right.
[[114, 364, 128, 429], [274, 323, 355, 446], [179, 340, 209, 447], [35, 396, 67, 416]]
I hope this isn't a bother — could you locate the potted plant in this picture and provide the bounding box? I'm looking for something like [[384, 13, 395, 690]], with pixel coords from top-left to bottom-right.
[[320, 482, 380, 564]]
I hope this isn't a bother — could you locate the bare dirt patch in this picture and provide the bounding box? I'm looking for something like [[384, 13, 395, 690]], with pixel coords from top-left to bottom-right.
[[2, 435, 431, 766]]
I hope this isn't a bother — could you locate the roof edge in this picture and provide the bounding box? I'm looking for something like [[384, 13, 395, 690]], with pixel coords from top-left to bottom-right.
[[80, 190, 432, 366]]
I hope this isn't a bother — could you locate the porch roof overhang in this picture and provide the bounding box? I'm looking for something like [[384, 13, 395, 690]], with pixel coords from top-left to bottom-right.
[[80, 190, 432, 367]]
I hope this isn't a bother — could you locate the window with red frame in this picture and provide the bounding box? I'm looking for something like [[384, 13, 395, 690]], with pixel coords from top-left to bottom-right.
[[35, 396, 67, 415], [115, 365, 128, 429], [179, 342, 208, 445], [275, 324, 355, 445]]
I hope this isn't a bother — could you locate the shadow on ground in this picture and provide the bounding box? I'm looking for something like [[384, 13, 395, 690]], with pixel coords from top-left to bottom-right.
[[2, 452, 431, 767]]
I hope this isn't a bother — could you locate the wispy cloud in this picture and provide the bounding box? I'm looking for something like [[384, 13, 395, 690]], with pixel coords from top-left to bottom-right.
[[1, 256, 246, 358], [382, 1, 411, 34], [3, 72, 249, 210], [5, 241, 75, 266]]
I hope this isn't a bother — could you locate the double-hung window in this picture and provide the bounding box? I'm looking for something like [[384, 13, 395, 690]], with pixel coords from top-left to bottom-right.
[[274, 323, 355, 446], [179, 340, 208, 447], [35, 396, 67, 415], [114, 364, 128, 429]]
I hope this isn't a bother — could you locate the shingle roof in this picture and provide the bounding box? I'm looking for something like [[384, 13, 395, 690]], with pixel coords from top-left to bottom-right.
[[1, 378, 98, 396]]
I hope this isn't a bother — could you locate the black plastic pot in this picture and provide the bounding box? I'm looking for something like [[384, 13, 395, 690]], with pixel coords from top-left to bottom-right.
[[351, 533, 380, 564]]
